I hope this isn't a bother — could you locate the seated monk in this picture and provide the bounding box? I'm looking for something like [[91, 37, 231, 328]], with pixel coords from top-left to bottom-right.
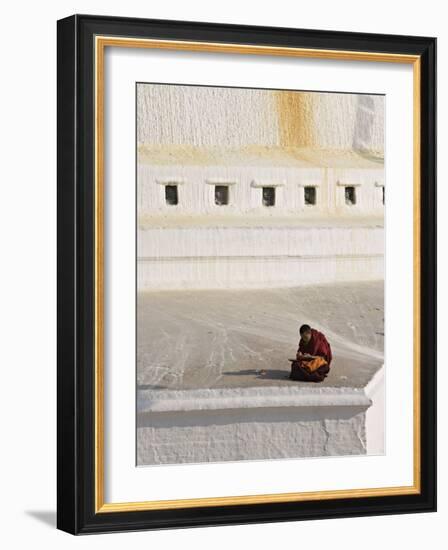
[[290, 324, 332, 383]]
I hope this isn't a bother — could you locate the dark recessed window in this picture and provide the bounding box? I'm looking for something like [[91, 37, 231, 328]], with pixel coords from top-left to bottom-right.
[[165, 185, 178, 205], [304, 186, 316, 205], [382, 187, 385, 205], [215, 185, 229, 206], [262, 186, 275, 207], [345, 186, 356, 205]]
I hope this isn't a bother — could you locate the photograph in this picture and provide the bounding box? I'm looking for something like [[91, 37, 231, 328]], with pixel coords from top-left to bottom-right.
[[136, 83, 385, 466]]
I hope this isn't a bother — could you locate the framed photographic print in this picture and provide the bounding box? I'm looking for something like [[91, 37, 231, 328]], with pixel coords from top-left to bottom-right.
[[57, 14, 436, 534]]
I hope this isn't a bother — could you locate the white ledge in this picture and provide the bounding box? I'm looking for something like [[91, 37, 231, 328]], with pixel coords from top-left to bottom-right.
[[336, 180, 363, 187], [137, 384, 375, 414], [250, 180, 286, 188], [205, 179, 238, 185], [156, 178, 187, 185]]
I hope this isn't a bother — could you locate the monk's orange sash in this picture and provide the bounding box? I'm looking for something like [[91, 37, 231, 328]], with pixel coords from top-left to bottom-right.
[[301, 356, 327, 373]]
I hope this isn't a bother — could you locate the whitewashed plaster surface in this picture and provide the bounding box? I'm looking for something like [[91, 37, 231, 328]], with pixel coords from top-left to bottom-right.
[[137, 405, 368, 464], [137, 85, 384, 152], [135, 85, 385, 464], [136, 85, 384, 290], [136, 282, 384, 465], [138, 224, 383, 289]]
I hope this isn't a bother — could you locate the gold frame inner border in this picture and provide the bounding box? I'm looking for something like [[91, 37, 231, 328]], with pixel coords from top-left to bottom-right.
[[94, 35, 421, 514]]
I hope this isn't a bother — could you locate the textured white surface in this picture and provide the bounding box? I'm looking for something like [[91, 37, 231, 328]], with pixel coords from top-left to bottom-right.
[[138, 386, 373, 413], [136, 86, 384, 290], [137, 85, 384, 152], [138, 225, 383, 289], [137, 406, 368, 464]]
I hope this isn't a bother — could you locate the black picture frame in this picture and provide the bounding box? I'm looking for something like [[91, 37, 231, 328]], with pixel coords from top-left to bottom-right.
[[57, 14, 436, 534]]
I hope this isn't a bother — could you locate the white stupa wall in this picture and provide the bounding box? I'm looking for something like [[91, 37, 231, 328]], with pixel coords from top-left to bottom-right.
[[137, 164, 384, 218], [137, 374, 385, 464], [138, 227, 383, 290], [137, 85, 384, 153], [136, 85, 384, 290], [137, 162, 384, 289], [137, 406, 369, 463]]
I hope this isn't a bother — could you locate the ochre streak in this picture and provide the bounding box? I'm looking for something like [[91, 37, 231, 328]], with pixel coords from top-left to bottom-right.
[[276, 91, 314, 148]]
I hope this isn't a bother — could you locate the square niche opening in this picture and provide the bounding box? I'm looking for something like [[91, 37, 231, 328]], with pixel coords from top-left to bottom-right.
[[215, 185, 229, 206], [262, 186, 275, 207], [165, 185, 178, 205], [304, 186, 317, 205], [345, 186, 356, 205]]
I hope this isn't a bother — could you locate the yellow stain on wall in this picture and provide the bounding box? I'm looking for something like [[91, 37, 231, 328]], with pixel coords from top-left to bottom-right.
[[276, 91, 315, 148]]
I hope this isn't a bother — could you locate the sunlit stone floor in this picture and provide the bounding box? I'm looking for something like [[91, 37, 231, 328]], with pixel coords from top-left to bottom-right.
[[137, 281, 384, 391]]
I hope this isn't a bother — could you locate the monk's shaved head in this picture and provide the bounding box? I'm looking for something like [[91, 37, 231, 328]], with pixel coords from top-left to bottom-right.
[[299, 324, 312, 344]]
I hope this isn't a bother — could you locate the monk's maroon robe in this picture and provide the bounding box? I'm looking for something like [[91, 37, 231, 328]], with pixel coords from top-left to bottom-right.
[[298, 328, 332, 366], [290, 328, 332, 382]]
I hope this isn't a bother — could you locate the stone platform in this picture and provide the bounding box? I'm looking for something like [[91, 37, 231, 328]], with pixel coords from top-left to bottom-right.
[[137, 282, 384, 465]]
